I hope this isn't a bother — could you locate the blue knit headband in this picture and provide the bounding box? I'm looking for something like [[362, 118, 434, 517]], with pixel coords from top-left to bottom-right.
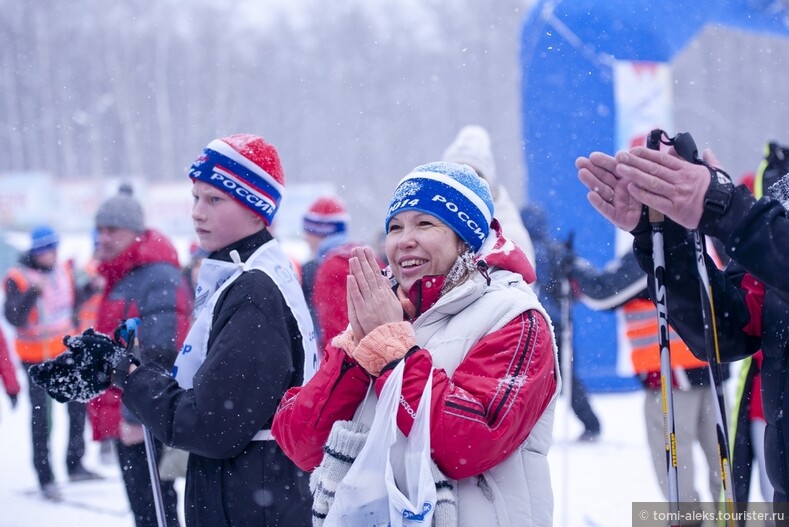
[[303, 216, 348, 237], [385, 162, 494, 252]]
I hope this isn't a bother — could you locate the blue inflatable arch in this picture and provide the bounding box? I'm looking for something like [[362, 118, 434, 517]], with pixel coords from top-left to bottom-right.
[[521, 0, 789, 391]]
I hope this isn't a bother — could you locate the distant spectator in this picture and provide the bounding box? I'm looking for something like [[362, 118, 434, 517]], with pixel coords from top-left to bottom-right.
[[4, 225, 100, 501], [442, 124, 536, 265], [89, 188, 191, 527], [571, 246, 725, 516], [183, 242, 208, 298], [302, 196, 381, 350], [521, 203, 602, 441]]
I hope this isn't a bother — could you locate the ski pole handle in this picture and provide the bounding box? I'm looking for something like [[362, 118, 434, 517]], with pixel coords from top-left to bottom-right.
[[114, 317, 141, 351], [646, 130, 665, 222]]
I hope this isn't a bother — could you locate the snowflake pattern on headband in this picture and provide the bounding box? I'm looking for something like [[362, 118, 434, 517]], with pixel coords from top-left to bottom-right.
[[390, 179, 422, 201]]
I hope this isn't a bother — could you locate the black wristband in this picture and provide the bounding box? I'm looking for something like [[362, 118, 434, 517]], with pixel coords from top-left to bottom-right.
[[379, 345, 421, 376], [111, 354, 141, 388], [702, 166, 734, 216]]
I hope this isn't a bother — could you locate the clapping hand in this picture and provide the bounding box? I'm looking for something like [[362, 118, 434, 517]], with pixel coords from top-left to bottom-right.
[[346, 246, 413, 376], [346, 246, 402, 342], [615, 146, 719, 229], [576, 152, 644, 232]]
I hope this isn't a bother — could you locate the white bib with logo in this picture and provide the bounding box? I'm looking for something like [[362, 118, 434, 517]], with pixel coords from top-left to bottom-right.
[[173, 239, 318, 391]]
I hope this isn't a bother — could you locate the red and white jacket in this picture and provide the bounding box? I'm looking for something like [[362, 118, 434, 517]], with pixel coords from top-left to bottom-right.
[[273, 222, 560, 526]]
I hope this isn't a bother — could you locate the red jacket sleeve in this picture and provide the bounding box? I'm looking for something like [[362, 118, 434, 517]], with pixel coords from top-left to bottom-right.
[[0, 328, 20, 396], [375, 309, 557, 480], [272, 342, 372, 471]]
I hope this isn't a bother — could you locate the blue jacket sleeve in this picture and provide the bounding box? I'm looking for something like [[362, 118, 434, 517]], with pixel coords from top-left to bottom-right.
[[135, 263, 189, 368], [571, 250, 649, 311]]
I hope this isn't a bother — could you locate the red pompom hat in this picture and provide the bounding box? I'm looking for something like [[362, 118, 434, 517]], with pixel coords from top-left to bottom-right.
[[303, 196, 350, 237], [189, 134, 285, 225]]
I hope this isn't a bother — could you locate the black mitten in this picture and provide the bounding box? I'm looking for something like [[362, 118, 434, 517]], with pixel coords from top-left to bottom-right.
[[28, 328, 133, 403]]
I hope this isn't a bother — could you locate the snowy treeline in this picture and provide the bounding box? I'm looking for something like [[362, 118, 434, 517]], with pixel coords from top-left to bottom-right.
[[0, 0, 534, 241], [4, 0, 789, 242]]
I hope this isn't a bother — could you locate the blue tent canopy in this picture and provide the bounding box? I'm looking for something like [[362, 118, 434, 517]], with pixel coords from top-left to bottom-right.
[[521, 0, 789, 392]]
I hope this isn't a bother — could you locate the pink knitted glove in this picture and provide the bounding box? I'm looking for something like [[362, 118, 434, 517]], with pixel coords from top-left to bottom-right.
[[351, 322, 416, 376], [331, 328, 357, 357]]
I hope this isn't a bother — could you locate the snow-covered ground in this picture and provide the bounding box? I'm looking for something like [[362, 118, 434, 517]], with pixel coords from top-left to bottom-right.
[[0, 372, 753, 527], [0, 374, 186, 527]]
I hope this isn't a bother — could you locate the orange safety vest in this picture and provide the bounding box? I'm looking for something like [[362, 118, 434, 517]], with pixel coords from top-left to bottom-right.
[[626, 298, 707, 373], [77, 293, 101, 333], [6, 264, 75, 363], [76, 260, 102, 332]]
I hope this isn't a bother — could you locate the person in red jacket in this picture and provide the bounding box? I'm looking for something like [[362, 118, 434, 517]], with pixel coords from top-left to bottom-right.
[[301, 196, 382, 350], [87, 186, 192, 527], [274, 161, 559, 526], [0, 324, 20, 418]]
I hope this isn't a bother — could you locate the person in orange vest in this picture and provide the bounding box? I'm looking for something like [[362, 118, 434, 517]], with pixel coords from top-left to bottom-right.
[[73, 253, 115, 463], [3, 225, 101, 501]]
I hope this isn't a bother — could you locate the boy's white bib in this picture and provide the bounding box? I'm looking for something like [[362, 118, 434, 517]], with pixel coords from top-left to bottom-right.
[[173, 239, 318, 390]]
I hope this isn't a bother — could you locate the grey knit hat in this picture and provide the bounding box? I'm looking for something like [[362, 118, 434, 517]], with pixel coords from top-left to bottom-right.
[[95, 188, 145, 233]]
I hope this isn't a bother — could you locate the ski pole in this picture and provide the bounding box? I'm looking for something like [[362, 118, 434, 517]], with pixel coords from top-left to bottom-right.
[[646, 129, 681, 526], [691, 231, 736, 514], [655, 130, 738, 524], [559, 234, 576, 408], [670, 131, 737, 517], [143, 427, 168, 527], [559, 234, 574, 527], [118, 318, 169, 527]]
